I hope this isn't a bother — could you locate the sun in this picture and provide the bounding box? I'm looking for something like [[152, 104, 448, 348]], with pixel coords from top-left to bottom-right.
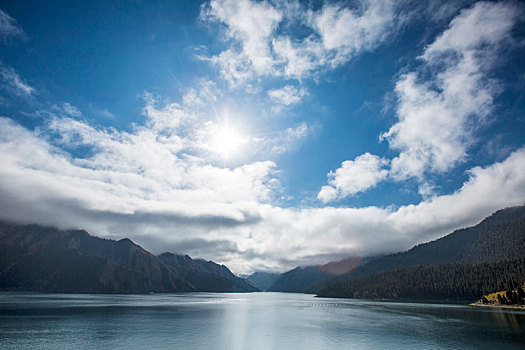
[[212, 125, 245, 158]]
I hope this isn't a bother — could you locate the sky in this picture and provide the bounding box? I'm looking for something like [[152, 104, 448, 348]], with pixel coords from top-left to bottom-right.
[[0, 0, 524, 273]]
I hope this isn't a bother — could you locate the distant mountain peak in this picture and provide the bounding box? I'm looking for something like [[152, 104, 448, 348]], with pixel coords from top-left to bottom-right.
[[319, 256, 363, 275], [0, 221, 257, 293]]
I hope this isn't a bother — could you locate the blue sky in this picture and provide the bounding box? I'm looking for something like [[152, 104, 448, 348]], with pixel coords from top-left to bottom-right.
[[0, 0, 524, 273]]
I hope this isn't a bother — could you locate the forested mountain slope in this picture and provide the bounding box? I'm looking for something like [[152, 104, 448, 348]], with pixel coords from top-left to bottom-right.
[[337, 206, 525, 281], [317, 206, 525, 301]]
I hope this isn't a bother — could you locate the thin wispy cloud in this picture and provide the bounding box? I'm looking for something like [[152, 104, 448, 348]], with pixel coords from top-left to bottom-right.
[[0, 11, 33, 101], [0, 9, 26, 40], [0, 64, 34, 97], [267, 85, 307, 106]]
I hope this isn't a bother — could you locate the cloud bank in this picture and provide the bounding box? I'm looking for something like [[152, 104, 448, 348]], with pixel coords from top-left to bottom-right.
[[1, 104, 524, 273]]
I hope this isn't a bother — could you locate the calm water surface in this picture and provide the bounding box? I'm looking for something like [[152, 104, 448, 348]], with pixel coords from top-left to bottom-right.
[[0, 292, 524, 349]]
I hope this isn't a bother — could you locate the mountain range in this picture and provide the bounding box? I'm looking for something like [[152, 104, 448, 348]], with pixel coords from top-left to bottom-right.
[[2, 204, 524, 300], [316, 205, 525, 301], [0, 221, 257, 293], [246, 256, 376, 293], [245, 205, 525, 301], [242, 271, 280, 291]]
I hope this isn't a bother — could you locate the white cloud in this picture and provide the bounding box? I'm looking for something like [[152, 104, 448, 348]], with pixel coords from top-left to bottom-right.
[[317, 185, 338, 204], [0, 9, 26, 40], [311, 0, 396, 67], [0, 64, 34, 97], [61, 103, 82, 117], [267, 85, 307, 105], [0, 104, 282, 273], [0, 113, 276, 223], [255, 122, 310, 156], [182, 80, 219, 110], [98, 108, 116, 119], [201, 0, 401, 85], [422, 1, 518, 59], [382, 1, 520, 180], [201, 0, 282, 85], [271, 36, 324, 79], [418, 182, 437, 200], [0, 87, 308, 237], [248, 146, 525, 272], [318, 2, 521, 202], [318, 153, 389, 203], [1, 111, 525, 273]]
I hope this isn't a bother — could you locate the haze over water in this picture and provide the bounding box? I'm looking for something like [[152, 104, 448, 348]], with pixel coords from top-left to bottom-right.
[[1, 292, 524, 349]]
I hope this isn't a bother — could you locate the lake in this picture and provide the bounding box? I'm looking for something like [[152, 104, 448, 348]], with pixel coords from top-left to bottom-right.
[[1, 292, 524, 349]]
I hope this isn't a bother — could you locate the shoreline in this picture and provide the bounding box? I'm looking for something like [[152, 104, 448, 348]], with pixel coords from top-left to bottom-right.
[[469, 302, 525, 310]]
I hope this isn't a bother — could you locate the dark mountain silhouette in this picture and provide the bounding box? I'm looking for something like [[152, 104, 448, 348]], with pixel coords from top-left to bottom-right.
[[158, 252, 255, 292], [317, 205, 525, 300], [267, 256, 373, 293], [330, 205, 525, 282], [0, 221, 257, 293], [319, 256, 373, 274], [267, 266, 335, 293], [243, 271, 280, 291], [317, 258, 525, 301]]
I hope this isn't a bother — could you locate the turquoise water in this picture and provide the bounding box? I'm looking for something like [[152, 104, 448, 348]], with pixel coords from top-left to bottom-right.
[[1, 292, 524, 349]]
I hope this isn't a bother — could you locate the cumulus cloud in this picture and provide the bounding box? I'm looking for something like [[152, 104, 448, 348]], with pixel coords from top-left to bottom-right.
[[318, 153, 389, 203], [201, 0, 282, 85], [0, 87, 310, 242], [201, 0, 400, 85], [0, 111, 276, 235], [267, 85, 307, 105], [382, 1, 520, 180], [319, 1, 521, 200], [422, 1, 519, 59], [0, 97, 282, 272], [252, 146, 525, 272], [418, 182, 438, 200], [311, 0, 396, 66]]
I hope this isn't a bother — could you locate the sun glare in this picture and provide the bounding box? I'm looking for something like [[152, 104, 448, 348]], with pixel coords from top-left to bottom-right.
[[212, 125, 244, 158]]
